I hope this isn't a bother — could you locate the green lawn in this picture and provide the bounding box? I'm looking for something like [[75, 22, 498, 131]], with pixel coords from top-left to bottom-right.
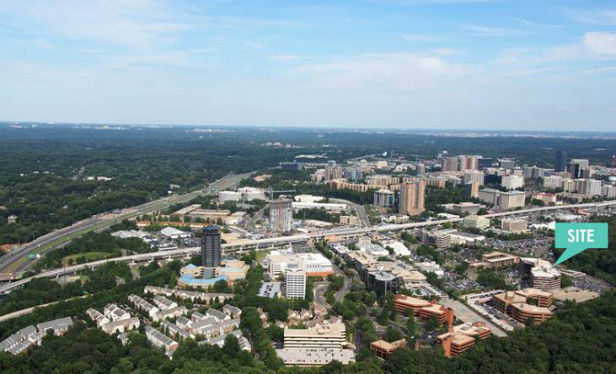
[[256, 250, 271, 264], [62, 252, 112, 266]]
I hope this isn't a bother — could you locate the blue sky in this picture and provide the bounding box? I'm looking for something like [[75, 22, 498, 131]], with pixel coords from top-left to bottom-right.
[[0, 0, 615, 130]]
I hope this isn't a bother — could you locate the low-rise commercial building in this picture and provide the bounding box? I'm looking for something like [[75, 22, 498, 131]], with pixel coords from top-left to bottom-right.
[[492, 289, 553, 325], [441, 202, 484, 215], [449, 231, 485, 246], [478, 188, 525, 210], [532, 193, 557, 205], [370, 339, 407, 359], [478, 251, 520, 269], [276, 318, 355, 366], [462, 215, 490, 229], [521, 258, 561, 291], [367, 270, 398, 297], [266, 251, 333, 279], [394, 295, 450, 324], [501, 218, 528, 232]]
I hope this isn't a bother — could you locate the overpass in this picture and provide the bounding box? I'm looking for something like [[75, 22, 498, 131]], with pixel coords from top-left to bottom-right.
[[1, 200, 615, 295], [0, 172, 253, 275]]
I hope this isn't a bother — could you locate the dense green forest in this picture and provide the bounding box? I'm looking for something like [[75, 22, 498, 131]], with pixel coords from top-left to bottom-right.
[[3, 123, 616, 245], [553, 216, 616, 284], [0, 125, 301, 244]]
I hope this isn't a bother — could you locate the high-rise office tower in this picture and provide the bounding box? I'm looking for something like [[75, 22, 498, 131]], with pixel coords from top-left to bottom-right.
[[555, 150, 567, 172], [499, 159, 515, 170], [478, 157, 493, 169], [201, 225, 221, 278], [464, 181, 480, 198], [569, 159, 589, 179], [399, 179, 426, 216], [270, 199, 293, 233], [611, 155, 616, 168]]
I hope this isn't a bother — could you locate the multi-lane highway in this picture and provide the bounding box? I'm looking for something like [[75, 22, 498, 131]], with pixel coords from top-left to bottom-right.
[[2, 200, 615, 295], [0, 172, 252, 275]]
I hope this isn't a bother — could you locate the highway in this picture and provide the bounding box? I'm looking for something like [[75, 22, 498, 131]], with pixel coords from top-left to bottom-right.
[[0, 172, 252, 274], [1, 200, 615, 295]]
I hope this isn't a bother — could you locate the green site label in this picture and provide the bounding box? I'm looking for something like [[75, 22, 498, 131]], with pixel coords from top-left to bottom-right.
[[554, 223, 609, 265]]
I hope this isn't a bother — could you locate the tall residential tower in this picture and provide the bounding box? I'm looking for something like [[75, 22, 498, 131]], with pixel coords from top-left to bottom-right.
[[201, 225, 221, 278], [398, 179, 426, 216]]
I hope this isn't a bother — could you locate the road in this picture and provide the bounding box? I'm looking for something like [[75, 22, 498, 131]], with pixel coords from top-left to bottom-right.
[[440, 298, 508, 337], [0, 295, 90, 324], [314, 283, 329, 311], [0, 172, 252, 274], [353, 205, 370, 228], [1, 200, 615, 295], [334, 276, 352, 303]]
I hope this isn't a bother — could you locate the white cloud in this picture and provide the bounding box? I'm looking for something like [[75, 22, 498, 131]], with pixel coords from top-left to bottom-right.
[[570, 9, 616, 26], [290, 52, 476, 91], [431, 48, 460, 56], [378, 0, 500, 4], [462, 24, 518, 37], [399, 33, 444, 42], [0, 0, 190, 49], [244, 42, 265, 50], [584, 32, 616, 56], [512, 18, 561, 29], [268, 55, 301, 62]]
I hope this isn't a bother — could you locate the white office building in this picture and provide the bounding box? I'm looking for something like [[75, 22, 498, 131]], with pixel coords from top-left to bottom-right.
[[463, 170, 484, 186], [542, 175, 563, 190], [501, 175, 524, 190], [575, 179, 602, 197], [285, 268, 307, 299]]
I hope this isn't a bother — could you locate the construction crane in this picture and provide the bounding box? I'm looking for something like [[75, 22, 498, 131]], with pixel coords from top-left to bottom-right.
[[266, 189, 296, 200]]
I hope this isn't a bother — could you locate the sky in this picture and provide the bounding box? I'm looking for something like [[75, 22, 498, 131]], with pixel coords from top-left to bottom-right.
[[0, 0, 615, 131]]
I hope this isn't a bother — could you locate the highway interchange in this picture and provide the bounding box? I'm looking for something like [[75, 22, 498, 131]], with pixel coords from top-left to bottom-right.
[[1, 199, 615, 295], [0, 172, 252, 275]]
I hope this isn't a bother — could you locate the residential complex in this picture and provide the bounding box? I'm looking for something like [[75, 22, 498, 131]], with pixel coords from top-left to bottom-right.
[[398, 179, 426, 216]]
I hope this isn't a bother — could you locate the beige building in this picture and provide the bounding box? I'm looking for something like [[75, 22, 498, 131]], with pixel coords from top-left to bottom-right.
[[501, 218, 528, 232], [462, 215, 490, 229], [276, 318, 355, 366], [478, 188, 525, 210], [442, 156, 459, 172], [399, 179, 426, 216]]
